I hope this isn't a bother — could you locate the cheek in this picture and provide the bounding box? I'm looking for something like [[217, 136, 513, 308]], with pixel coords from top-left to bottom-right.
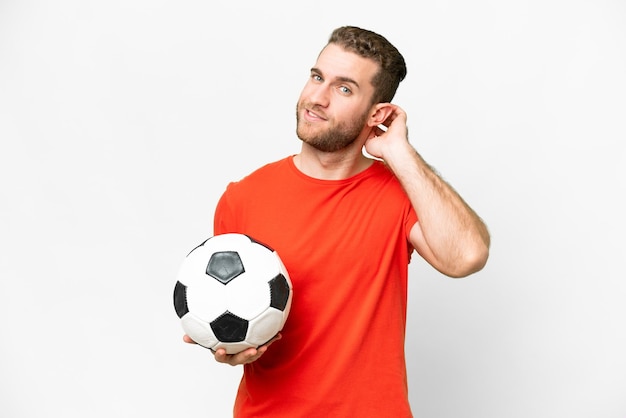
[[296, 90, 309, 110], [298, 80, 314, 97]]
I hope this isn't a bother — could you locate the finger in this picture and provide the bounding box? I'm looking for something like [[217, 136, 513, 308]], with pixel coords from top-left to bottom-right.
[[384, 106, 406, 126], [378, 109, 398, 128], [233, 347, 262, 365], [265, 333, 282, 346], [213, 347, 233, 364], [214, 334, 282, 365], [382, 112, 399, 127], [232, 335, 280, 364], [242, 348, 265, 364], [214, 347, 258, 366], [183, 334, 197, 344], [374, 126, 386, 136]]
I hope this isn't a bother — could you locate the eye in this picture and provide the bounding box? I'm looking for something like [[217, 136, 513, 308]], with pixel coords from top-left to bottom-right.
[[311, 74, 323, 83], [339, 85, 352, 95]]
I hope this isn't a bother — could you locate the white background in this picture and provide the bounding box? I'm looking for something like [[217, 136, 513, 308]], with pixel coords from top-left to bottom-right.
[[1, 1, 625, 417]]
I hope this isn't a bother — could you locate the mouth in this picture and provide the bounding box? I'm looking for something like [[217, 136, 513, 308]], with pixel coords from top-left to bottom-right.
[[303, 107, 327, 122]]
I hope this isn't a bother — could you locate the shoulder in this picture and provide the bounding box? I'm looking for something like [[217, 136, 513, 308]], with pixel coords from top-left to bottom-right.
[[226, 156, 293, 190], [241, 156, 292, 181]]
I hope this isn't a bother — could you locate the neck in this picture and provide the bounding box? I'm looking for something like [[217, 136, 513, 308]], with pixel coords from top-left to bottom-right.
[[293, 143, 373, 180]]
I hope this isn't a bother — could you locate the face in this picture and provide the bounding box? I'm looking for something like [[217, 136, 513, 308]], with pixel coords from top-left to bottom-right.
[[296, 43, 379, 153]]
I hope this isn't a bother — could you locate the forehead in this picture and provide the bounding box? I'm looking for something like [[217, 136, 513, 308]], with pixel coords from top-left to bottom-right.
[[315, 43, 379, 87]]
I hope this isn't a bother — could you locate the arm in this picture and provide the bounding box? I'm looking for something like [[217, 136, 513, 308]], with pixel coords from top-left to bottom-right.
[[365, 105, 490, 278]]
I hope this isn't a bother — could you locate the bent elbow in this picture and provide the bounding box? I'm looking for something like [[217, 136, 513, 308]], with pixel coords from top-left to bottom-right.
[[448, 244, 490, 278]]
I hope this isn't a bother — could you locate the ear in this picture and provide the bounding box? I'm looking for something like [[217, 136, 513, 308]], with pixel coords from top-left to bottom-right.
[[367, 103, 394, 127]]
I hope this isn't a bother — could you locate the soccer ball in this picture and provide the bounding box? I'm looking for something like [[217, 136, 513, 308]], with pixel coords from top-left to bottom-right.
[[173, 233, 293, 354]]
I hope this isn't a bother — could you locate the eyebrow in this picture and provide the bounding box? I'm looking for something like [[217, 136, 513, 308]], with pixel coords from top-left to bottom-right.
[[311, 67, 360, 89]]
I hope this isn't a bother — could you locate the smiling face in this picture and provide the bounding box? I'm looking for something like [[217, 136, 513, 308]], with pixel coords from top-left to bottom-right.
[[295, 43, 380, 153]]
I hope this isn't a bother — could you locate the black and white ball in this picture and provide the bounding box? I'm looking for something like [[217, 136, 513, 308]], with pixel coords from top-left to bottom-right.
[[173, 233, 293, 354]]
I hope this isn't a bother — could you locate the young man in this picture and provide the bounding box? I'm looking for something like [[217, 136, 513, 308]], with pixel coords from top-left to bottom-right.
[[185, 26, 490, 417]]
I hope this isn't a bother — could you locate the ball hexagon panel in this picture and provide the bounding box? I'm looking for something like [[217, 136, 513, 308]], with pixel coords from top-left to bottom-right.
[[224, 271, 273, 319], [185, 272, 231, 322], [246, 307, 286, 346], [180, 312, 219, 349], [212, 340, 256, 355]]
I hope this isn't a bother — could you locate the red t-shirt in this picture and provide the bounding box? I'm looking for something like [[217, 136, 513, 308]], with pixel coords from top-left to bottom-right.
[[214, 156, 418, 417]]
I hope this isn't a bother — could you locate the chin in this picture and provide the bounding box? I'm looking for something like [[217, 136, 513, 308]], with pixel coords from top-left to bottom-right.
[[296, 122, 316, 142]]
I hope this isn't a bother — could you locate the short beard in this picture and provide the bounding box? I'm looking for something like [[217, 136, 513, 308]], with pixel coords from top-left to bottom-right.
[[296, 103, 368, 153]]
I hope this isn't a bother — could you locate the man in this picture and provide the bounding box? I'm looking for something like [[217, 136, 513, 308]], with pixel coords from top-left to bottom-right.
[[184, 26, 490, 417]]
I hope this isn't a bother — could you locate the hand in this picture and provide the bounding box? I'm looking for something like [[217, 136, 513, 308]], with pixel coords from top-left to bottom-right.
[[364, 104, 411, 161], [182, 333, 282, 366]]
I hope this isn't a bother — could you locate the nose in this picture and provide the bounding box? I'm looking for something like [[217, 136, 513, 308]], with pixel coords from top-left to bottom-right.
[[307, 82, 330, 108]]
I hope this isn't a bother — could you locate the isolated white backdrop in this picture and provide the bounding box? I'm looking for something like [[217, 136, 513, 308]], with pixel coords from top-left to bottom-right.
[[1, 1, 625, 417]]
